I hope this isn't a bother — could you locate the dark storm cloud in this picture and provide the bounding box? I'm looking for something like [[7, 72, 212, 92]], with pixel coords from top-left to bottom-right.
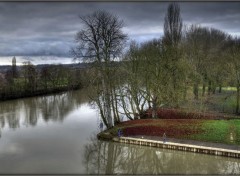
[[0, 2, 239, 57], [180, 2, 240, 34]]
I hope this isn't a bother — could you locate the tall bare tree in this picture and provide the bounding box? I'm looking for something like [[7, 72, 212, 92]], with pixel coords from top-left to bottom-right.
[[163, 2, 182, 47], [162, 2, 185, 107], [73, 10, 127, 128]]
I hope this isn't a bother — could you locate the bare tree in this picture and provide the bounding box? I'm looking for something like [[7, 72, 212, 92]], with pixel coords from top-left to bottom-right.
[[73, 10, 127, 128], [162, 2, 185, 108], [163, 2, 182, 47], [121, 41, 149, 119], [183, 25, 229, 116]]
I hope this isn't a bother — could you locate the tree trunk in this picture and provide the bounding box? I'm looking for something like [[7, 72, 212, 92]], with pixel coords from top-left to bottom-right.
[[97, 99, 109, 128], [152, 96, 158, 118], [111, 88, 119, 125], [183, 81, 187, 100], [193, 83, 198, 100], [105, 91, 113, 127], [236, 85, 240, 114], [208, 81, 211, 95], [102, 76, 113, 128], [113, 90, 120, 123], [212, 86, 216, 94], [202, 83, 206, 96], [219, 85, 222, 93], [119, 90, 133, 120]]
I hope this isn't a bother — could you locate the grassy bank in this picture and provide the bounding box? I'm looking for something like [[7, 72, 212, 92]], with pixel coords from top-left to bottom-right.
[[100, 119, 240, 145]]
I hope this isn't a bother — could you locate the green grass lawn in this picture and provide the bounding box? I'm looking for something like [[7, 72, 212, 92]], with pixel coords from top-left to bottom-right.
[[190, 120, 232, 144], [190, 119, 240, 145]]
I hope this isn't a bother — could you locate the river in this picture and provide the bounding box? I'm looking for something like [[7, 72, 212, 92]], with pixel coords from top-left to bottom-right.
[[0, 89, 239, 174]]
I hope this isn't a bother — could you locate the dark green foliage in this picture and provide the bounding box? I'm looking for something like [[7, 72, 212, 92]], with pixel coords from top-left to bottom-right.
[[0, 62, 82, 101]]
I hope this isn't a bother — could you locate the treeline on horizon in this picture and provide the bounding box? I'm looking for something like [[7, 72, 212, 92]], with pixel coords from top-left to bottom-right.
[[0, 60, 83, 100]]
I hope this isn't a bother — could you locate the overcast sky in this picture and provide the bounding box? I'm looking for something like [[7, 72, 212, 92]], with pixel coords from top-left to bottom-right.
[[0, 2, 240, 58]]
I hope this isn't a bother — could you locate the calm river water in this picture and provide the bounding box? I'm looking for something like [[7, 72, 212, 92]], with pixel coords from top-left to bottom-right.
[[0, 89, 240, 174]]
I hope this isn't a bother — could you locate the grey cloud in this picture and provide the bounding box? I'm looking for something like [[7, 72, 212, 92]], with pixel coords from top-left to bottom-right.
[[0, 2, 239, 57], [0, 38, 73, 56], [179, 2, 240, 32]]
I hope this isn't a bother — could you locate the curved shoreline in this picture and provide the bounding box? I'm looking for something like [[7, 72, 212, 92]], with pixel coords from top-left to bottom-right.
[[98, 132, 240, 158], [0, 85, 81, 102]]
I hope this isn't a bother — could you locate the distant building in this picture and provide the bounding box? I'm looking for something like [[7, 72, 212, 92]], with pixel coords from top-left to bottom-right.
[[12, 56, 16, 66], [12, 56, 17, 78]]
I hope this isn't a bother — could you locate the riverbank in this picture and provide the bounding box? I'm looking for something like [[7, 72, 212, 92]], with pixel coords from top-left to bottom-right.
[[0, 84, 81, 101], [113, 136, 240, 158], [98, 118, 240, 158]]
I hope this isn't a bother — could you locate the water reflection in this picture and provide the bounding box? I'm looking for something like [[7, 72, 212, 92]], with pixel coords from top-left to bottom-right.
[[0, 89, 99, 174], [83, 137, 240, 174], [0, 88, 91, 132]]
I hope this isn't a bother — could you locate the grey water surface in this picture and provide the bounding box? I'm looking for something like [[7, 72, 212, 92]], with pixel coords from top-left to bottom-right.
[[0, 89, 239, 174]]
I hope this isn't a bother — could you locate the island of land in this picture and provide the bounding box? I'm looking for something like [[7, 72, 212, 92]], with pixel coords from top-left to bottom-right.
[[98, 106, 240, 158]]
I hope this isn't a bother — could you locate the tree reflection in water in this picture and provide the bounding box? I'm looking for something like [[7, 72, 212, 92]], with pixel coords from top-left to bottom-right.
[[83, 137, 240, 174], [0, 88, 92, 133]]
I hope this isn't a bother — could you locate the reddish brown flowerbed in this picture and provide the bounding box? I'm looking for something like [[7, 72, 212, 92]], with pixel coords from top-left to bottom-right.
[[123, 125, 203, 137], [120, 119, 203, 126], [115, 108, 233, 140], [142, 108, 228, 120], [119, 119, 157, 126], [119, 119, 204, 138]]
